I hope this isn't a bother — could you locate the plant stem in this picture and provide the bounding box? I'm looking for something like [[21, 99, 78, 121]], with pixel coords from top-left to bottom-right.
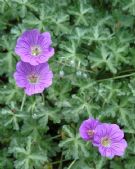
[[58, 153, 63, 169], [49, 135, 61, 140], [41, 93, 45, 105], [20, 93, 26, 111], [96, 157, 105, 169], [67, 160, 76, 169], [97, 72, 135, 83], [56, 60, 135, 81], [51, 159, 69, 165]]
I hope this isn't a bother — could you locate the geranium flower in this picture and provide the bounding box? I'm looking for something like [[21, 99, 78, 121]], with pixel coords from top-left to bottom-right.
[[93, 123, 127, 158], [14, 61, 53, 95], [15, 29, 54, 65], [79, 118, 100, 141]]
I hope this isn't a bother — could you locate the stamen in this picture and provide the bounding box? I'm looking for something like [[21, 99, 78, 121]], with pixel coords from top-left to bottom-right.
[[31, 46, 41, 56], [87, 130, 94, 137], [101, 137, 111, 147], [28, 74, 39, 84]]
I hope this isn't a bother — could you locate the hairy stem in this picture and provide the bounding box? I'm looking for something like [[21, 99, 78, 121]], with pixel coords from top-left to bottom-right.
[[20, 93, 26, 111]]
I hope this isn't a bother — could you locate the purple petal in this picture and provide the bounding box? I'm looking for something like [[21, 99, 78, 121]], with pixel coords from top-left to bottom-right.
[[25, 84, 44, 96], [13, 72, 27, 88], [79, 118, 100, 141], [111, 139, 127, 156], [14, 61, 53, 96], [15, 29, 40, 57], [92, 134, 101, 147], [15, 29, 54, 65], [44, 47, 55, 57], [109, 124, 124, 142], [42, 32, 52, 46], [39, 47, 54, 63], [94, 123, 110, 137], [99, 146, 114, 158], [20, 29, 40, 45]]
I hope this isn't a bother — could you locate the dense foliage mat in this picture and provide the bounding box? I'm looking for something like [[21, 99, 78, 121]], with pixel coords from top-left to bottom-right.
[[0, 0, 135, 168]]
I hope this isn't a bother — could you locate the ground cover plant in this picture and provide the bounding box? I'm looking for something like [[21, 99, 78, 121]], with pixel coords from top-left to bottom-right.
[[0, 0, 135, 168]]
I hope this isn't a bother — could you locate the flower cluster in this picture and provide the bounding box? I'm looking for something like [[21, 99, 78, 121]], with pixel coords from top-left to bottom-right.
[[14, 29, 54, 96], [79, 118, 127, 158]]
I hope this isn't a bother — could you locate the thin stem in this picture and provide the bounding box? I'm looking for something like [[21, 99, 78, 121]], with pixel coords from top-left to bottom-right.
[[67, 160, 76, 169], [49, 135, 61, 140], [58, 153, 63, 169], [86, 141, 90, 146], [96, 157, 105, 169], [20, 93, 26, 111], [51, 159, 69, 165], [31, 96, 36, 113], [56, 60, 135, 81], [41, 93, 45, 105], [118, 68, 135, 74], [97, 72, 135, 83]]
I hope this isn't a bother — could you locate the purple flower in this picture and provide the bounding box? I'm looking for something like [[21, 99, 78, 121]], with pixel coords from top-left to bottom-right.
[[14, 61, 53, 96], [93, 123, 127, 158], [15, 29, 54, 65], [79, 118, 100, 141]]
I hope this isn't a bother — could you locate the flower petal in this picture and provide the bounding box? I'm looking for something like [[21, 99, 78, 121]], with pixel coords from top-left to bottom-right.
[[99, 147, 114, 158], [111, 139, 127, 156], [15, 29, 54, 65], [109, 124, 124, 142], [13, 61, 53, 96]]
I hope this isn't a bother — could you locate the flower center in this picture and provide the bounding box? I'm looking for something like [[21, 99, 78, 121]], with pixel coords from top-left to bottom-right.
[[87, 130, 94, 137], [28, 74, 39, 84], [101, 137, 111, 147], [31, 46, 41, 56]]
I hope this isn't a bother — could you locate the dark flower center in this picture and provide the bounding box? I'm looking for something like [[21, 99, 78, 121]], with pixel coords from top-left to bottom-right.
[[101, 137, 111, 147], [28, 74, 39, 84], [87, 130, 94, 137], [31, 46, 41, 56]]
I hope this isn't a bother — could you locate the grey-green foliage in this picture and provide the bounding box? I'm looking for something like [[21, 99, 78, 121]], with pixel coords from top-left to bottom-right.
[[0, 0, 135, 168]]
